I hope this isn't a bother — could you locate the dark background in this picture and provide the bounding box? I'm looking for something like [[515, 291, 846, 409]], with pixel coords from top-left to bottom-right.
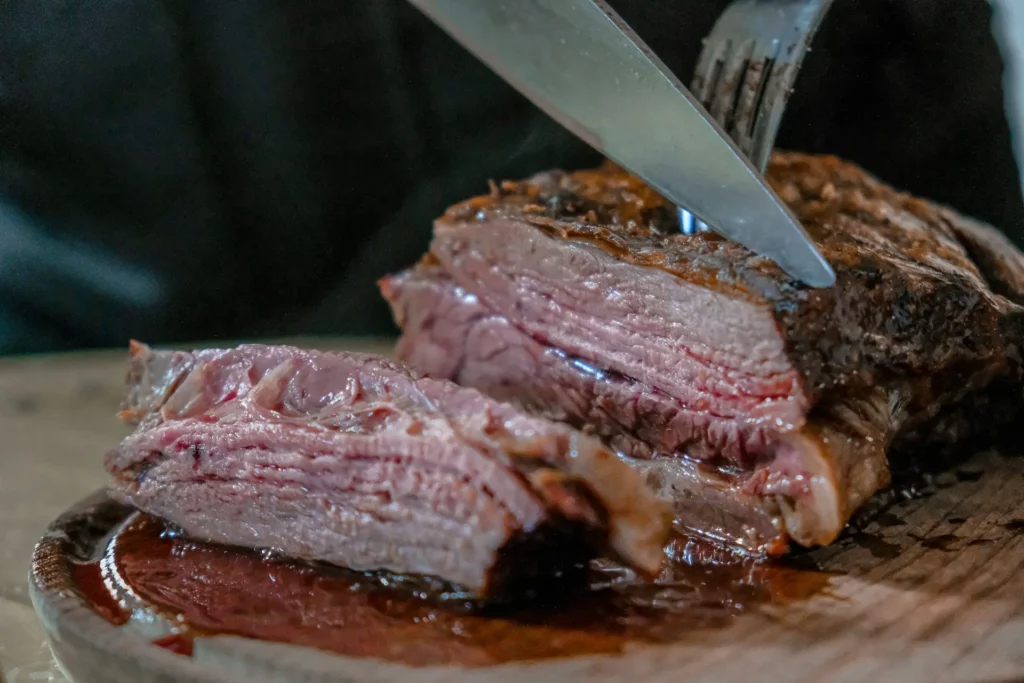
[[1, 0, 1021, 355]]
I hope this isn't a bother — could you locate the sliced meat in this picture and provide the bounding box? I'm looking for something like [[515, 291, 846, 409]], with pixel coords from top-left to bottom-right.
[[381, 151, 1024, 554], [105, 342, 670, 598], [382, 267, 892, 552]]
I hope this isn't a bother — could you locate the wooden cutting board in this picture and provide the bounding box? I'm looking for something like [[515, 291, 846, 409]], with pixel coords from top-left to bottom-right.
[[14, 341, 1024, 683]]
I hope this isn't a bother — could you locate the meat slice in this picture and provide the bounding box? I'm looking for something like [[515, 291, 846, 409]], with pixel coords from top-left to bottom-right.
[[381, 151, 1024, 554], [105, 342, 670, 598]]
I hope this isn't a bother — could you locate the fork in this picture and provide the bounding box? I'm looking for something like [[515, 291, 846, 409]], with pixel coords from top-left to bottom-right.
[[679, 0, 833, 234]]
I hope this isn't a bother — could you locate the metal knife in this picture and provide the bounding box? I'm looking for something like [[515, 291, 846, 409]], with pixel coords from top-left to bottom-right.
[[406, 0, 836, 288]]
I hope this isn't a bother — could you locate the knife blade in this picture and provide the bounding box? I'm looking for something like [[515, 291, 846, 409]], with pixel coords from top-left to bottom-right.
[[407, 0, 835, 287]]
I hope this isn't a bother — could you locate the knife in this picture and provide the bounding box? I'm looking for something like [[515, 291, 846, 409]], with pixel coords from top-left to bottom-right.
[[406, 0, 836, 288]]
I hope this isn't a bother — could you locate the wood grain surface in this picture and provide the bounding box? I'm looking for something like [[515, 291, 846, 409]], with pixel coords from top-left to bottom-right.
[[6, 338, 1024, 682]]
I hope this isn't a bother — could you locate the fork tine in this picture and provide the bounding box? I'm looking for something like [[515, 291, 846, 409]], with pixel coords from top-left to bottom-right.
[[679, 0, 833, 233], [692, 0, 753, 108], [749, 10, 831, 170], [728, 49, 773, 155], [707, 38, 755, 130], [747, 58, 791, 172], [689, 0, 833, 172], [691, 37, 730, 106]]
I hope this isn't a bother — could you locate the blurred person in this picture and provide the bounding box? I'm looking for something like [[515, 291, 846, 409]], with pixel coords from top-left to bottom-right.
[[0, 0, 1021, 355]]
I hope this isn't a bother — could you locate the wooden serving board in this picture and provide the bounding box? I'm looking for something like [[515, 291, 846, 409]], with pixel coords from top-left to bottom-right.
[[15, 341, 1024, 683]]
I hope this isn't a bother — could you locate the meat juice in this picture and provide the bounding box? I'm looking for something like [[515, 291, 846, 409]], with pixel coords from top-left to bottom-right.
[[73, 513, 835, 667]]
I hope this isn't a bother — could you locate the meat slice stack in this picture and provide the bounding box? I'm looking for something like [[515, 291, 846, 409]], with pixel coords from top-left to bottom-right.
[[382, 152, 1024, 554], [105, 342, 670, 598]]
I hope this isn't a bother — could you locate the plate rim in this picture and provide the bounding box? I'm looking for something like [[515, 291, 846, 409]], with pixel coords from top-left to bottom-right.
[[29, 490, 248, 683]]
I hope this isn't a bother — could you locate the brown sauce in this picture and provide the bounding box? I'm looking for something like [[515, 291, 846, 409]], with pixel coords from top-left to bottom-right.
[[70, 559, 129, 626], [75, 514, 836, 667]]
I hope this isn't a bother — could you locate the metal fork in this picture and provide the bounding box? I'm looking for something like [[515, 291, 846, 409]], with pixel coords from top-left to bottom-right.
[[679, 0, 833, 234]]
